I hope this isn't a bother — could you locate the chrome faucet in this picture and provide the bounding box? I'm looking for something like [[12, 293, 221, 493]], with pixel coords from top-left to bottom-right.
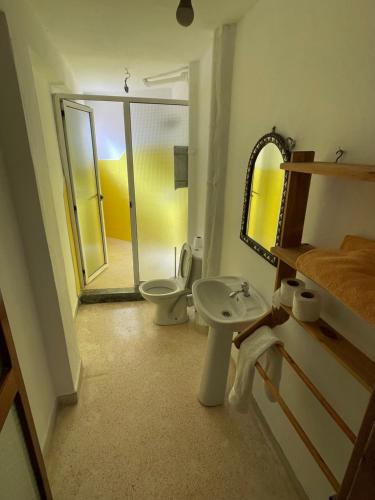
[[229, 281, 250, 298]]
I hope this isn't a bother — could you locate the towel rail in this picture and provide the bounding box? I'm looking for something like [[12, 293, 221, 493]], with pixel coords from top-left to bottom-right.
[[276, 345, 356, 443], [256, 361, 340, 492]]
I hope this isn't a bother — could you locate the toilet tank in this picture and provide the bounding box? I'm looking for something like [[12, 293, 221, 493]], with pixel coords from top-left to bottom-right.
[[187, 248, 203, 289]]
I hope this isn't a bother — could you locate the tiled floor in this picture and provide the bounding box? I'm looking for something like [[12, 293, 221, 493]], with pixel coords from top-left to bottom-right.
[[47, 302, 302, 499], [85, 237, 134, 289]]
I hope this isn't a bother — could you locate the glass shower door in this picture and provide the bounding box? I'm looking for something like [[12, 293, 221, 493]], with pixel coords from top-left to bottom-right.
[[62, 100, 108, 284], [125, 102, 189, 283]]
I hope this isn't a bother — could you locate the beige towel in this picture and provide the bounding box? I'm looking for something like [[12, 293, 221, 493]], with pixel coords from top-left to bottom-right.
[[296, 235, 375, 324]]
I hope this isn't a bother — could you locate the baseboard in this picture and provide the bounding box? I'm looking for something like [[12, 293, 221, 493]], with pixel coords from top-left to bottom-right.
[[230, 349, 307, 499], [57, 391, 78, 406], [74, 359, 83, 395], [74, 298, 80, 318], [42, 398, 58, 458], [79, 288, 143, 304], [252, 400, 308, 500], [42, 362, 83, 457], [58, 360, 83, 406]]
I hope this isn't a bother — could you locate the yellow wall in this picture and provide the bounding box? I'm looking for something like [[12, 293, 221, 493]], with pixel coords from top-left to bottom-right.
[[99, 155, 132, 241], [98, 149, 188, 249], [133, 148, 187, 249]]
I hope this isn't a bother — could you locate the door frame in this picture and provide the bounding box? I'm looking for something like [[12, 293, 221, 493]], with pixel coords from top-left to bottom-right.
[[0, 293, 52, 499], [53, 94, 189, 289], [123, 101, 140, 285]]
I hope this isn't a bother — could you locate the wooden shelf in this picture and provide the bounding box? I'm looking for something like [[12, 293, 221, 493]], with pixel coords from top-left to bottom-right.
[[236, 151, 375, 494], [281, 304, 375, 391], [271, 244, 315, 269], [281, 162, 375, 182], [272, 244, 375, 390]]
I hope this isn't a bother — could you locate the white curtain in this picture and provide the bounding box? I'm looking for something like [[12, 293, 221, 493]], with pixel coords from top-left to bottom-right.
[[202, 23, 237, 277]]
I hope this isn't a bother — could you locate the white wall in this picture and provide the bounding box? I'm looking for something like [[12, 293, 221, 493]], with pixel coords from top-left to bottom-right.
[[0, 405, 40, 499], [220, 1, 375, 498], [86, 78, 189, 160], [171, 80, 189, 100], [0, 2, 81, 448], [188, 46, 213, 243], [30, 54, 79, 319], [88, 101, 126, 160], [0, 151, 56, 448]]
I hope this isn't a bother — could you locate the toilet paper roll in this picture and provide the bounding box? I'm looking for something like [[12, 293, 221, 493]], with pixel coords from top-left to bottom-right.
[[280, 278, 305, 307], [193, 236, 203, 251], [272, 289, 281, 308], [292, 289, 321, 322]]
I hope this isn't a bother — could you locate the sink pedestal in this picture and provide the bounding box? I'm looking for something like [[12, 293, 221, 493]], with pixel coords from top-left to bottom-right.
[[198, 327, 233, 406], [193, 276, 268, 407]]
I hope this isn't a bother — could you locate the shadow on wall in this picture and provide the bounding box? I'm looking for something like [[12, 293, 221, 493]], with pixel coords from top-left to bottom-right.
[[99, 148, 188, 248]]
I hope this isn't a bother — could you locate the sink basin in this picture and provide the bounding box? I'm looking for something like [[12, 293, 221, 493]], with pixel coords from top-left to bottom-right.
[[192, 276, 267, 332], [193, 276, 268, 407]]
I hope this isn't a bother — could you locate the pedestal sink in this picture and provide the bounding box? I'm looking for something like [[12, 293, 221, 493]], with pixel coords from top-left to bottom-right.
[[192, 276, 267, 407]]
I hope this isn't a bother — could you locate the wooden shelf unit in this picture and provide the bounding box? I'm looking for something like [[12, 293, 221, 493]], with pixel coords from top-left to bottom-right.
[[271, 244, 375, 391], [234, 151, 375, 496], [281, 161, 375, 182]]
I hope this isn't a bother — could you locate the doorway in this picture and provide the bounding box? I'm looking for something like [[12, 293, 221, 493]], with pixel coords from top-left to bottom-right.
[[54, 95, 189, 296]]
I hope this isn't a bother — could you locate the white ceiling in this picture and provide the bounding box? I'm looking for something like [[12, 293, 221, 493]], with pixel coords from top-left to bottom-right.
[[29, 0, 257, 94]]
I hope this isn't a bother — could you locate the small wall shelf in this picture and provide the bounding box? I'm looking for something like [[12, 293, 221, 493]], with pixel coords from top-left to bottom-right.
[[281, 161, 375, 182]]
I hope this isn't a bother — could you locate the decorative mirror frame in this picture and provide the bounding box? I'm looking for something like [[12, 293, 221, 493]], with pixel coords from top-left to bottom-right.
[[240, 130, 292, 266]]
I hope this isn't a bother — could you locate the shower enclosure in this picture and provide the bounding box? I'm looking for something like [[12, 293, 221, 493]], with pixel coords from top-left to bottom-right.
[[55, 95, 189, 291]]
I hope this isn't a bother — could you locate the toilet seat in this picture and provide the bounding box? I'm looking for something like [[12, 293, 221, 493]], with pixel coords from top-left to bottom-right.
[[178, 243, 193, 289], [140, 279, 181, 299], [139, 243, 193, 325]]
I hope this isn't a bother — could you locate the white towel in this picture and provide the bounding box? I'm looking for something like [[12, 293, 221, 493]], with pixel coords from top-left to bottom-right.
[[229, 326, 283, 413]]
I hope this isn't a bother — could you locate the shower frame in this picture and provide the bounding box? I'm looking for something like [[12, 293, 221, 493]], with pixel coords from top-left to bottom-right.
[[53, 94, 189, 291]]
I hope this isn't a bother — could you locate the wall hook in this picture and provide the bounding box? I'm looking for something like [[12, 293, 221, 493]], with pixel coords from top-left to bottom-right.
[[124, 68, 131, 94], [286, 137, 296, 151], [335, 148, 345, 163]]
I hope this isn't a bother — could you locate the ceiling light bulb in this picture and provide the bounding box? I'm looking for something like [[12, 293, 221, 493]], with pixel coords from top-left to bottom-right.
[[176, 0, 194, 27]]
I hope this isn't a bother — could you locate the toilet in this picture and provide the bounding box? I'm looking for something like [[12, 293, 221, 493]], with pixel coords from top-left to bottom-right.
[[140, 243, 201, 325]]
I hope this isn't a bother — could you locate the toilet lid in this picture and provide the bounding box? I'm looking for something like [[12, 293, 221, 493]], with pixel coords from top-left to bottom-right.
[[178, 243, 193, 288]]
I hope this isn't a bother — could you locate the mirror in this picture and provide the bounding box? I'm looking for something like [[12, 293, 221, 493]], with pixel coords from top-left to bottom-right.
[[240, 131, 292, 266]]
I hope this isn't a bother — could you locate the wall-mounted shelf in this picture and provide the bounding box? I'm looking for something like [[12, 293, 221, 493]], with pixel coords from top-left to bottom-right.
[[279, 304, 375, 392], [271, 244, 375, 390], [271, 244, 314, 269], [281, 161, 375, 182], [234, 151, 375, 496]]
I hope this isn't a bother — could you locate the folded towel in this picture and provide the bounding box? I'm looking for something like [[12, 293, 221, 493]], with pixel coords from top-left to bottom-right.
[[296, 235, 375, 325], [229, 326, 283, 413], [340, 234, 375, 252]]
